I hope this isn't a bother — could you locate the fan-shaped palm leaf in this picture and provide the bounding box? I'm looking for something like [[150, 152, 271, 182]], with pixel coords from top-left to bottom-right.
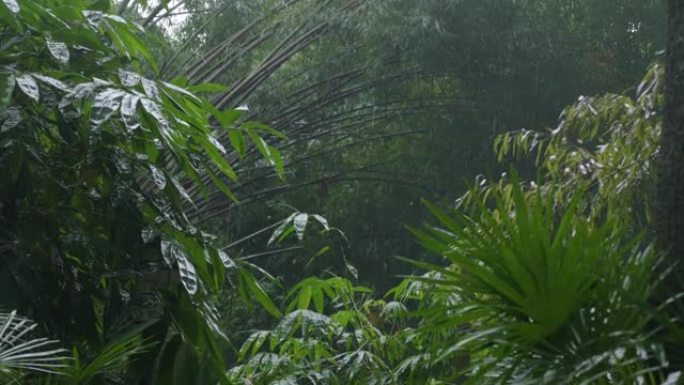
[[0, 311, 67, 382]]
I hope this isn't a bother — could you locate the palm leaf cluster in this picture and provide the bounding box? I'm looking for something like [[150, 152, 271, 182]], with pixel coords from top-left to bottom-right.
[[0, 311, 67, 383]]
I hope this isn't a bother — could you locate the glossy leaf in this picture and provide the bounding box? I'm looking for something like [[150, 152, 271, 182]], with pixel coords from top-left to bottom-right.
[[46, 40, 69, 64], [16, 74, 39, 101]]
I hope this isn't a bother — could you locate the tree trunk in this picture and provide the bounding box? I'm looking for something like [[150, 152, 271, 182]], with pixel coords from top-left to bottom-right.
[[657, 0, 684, 268]]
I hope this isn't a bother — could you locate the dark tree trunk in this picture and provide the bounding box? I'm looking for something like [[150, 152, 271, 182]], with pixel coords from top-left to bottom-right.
[[657, 1, 684, 267]]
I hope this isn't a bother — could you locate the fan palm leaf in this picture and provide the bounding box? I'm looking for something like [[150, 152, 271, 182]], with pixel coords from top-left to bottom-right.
[[0, 311, 67, 382]]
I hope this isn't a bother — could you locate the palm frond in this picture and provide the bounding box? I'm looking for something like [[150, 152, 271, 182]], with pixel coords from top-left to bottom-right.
[[0, 311, 68, 380]]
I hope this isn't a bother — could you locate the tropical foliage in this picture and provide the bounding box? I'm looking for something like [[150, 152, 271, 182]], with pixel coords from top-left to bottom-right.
[[0, 0, 284, 383], [1, 0, 683, 384]]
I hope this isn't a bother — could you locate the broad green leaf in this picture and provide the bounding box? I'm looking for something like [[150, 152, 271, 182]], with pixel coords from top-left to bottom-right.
[[216, 109, 245, 128], [298, 286, 312, 310]]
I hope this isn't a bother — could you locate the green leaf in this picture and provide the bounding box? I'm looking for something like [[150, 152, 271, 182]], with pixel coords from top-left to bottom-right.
[[186, 83, 228, 93], [240, 270, 282, 319], [2, 107, 22, 133], [0, 2, 20, 32], [16, 74, 39, 101], [216, 109, 245, 129], [241, 121, 287, 139], [311, 214, 330, 231], [268, 214, 295, 246], [32, 74, 70, 92], [172, 246, 198, 295], [228, 130, 246, 157], [199, 135, 238, 181], [247, 130, 285, 179], [0, 73, 15, 114], [298, 286, 312, 310], [267, 144, 285, 180], [2, 0, 18, 13], [92, 88, 125, 127], [46, 40, 69, 64], [293, 213, 308, 240], [120, 93, 140, 130], [204, 164, 239, 203]]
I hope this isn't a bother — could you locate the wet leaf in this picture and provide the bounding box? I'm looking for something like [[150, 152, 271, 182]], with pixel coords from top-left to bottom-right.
[[208, 135, 226, 154], [0, 73, 14, 113], [2, 0, 18, 13], [312, 214, 329, 231], [141, 97, 170, 132], [173, 246, 198, 295], [293, 213, 308, 241], [82, 10, 104, 28], [17, 74, 39, 101], [268, 214, 295, 246], [46, 40, 69, 64], [119, 69, 140, 87], [92, 88, 125, 127], [32, 74, 70, 92], [1, 107, 21, 132], [120, 93, 140, 130], [160, 239, 173, 266], [170, 176, 194, 205], [218, 250, 235, 269], [150, 165, 166, 190], [104, 14, 127, 24], [142, 78, 159, 100]]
